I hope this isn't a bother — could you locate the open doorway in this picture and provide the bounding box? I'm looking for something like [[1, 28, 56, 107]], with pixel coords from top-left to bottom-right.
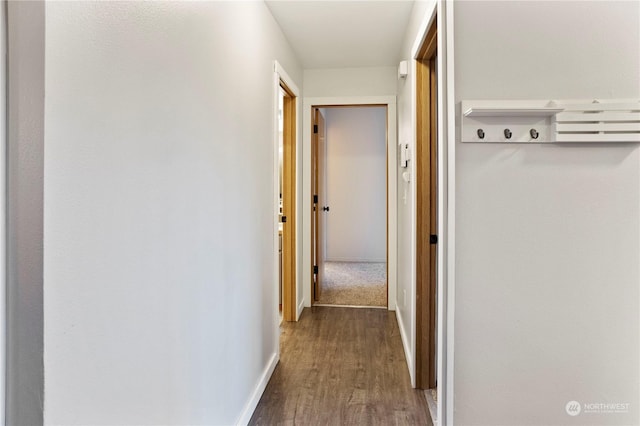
[[278, 76, 297, 322], [277, 88, 285, 321], [311, 105, 388, 308], [415, 12, 438, 421]]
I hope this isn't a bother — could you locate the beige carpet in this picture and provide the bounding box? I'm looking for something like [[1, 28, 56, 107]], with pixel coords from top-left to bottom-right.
[[316, 261, 386, 307]]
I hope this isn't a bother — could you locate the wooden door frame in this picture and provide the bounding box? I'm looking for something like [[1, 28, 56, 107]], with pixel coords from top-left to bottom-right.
[[415, 17, 438, 390], [274, 62, 299, 323], [311, 108, 325, 302], [281, 82, 296, 322], [302, 96, 397, 311], [411, 2, 455, 423], [310, 104, 388, 307]]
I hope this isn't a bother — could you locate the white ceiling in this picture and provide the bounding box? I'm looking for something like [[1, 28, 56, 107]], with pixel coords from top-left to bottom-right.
[[265, 0, 415, 69]]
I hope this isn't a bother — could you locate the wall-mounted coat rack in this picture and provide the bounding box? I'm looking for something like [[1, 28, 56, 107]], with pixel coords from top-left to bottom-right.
[[461, 99, 640, 144]]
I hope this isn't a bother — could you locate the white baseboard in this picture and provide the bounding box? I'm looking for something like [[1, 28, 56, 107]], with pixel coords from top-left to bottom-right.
[[395, 308, 414, 387], [235, 352, 279, 426], [297, 298, 305, 320], [425, 389, 438, 426]]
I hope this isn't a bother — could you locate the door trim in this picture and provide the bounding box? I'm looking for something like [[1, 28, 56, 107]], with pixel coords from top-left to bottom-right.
[[415, 16, 437, 391], [311, 105, 388, 305], [311, 108, 325, 302], [281, 83, 296, 322], [273, 61, 300, 326], [410, 2, 456, 424], [302, 96, 397, 311]]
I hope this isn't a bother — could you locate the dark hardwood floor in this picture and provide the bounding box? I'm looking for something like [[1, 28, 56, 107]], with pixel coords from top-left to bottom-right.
[[249, 306, 432, 425]]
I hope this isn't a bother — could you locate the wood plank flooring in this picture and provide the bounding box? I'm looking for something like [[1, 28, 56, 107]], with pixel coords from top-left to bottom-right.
[[249, 307, 432, 425]]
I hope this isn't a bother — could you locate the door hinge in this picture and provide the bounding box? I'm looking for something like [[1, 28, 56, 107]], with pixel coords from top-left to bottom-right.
[[281, 216, 287, 223], [430, 234, 438, 244], [313, 194, 318, 204], [313, 124, 318, 134], [313, 265, 318, 274]]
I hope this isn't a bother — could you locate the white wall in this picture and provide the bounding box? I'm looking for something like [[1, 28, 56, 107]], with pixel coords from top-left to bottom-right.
[[324, 107, 386, 262], [304, 67, 396, 97], [453, 2, 639, 425], [6, 2, 45, 424], [0, 3, 7, 423], [43, 2, 302, 424]]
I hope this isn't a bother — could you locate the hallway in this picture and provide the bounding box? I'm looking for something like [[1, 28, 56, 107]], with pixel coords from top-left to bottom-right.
[[249, 307, 431, 425]]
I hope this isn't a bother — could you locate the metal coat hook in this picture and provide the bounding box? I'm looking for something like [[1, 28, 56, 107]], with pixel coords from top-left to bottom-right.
[[477, 129, 485, 139], [504, 129, 512, 139], [530, 129, 539, 139]]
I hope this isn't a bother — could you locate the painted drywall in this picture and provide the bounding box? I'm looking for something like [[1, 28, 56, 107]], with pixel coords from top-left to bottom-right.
[[453, 2, 639, 425], [0, 3, 7, 423], [6, 2, 45, 425], [304, 67, 397, 98], [323, 107, 387, 262], [395, 0, 434, 387], [43, 2, 302, 424]]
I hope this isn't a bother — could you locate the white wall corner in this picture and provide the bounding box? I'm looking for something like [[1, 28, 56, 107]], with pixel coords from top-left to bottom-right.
[[441, 1, 456, 425]]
